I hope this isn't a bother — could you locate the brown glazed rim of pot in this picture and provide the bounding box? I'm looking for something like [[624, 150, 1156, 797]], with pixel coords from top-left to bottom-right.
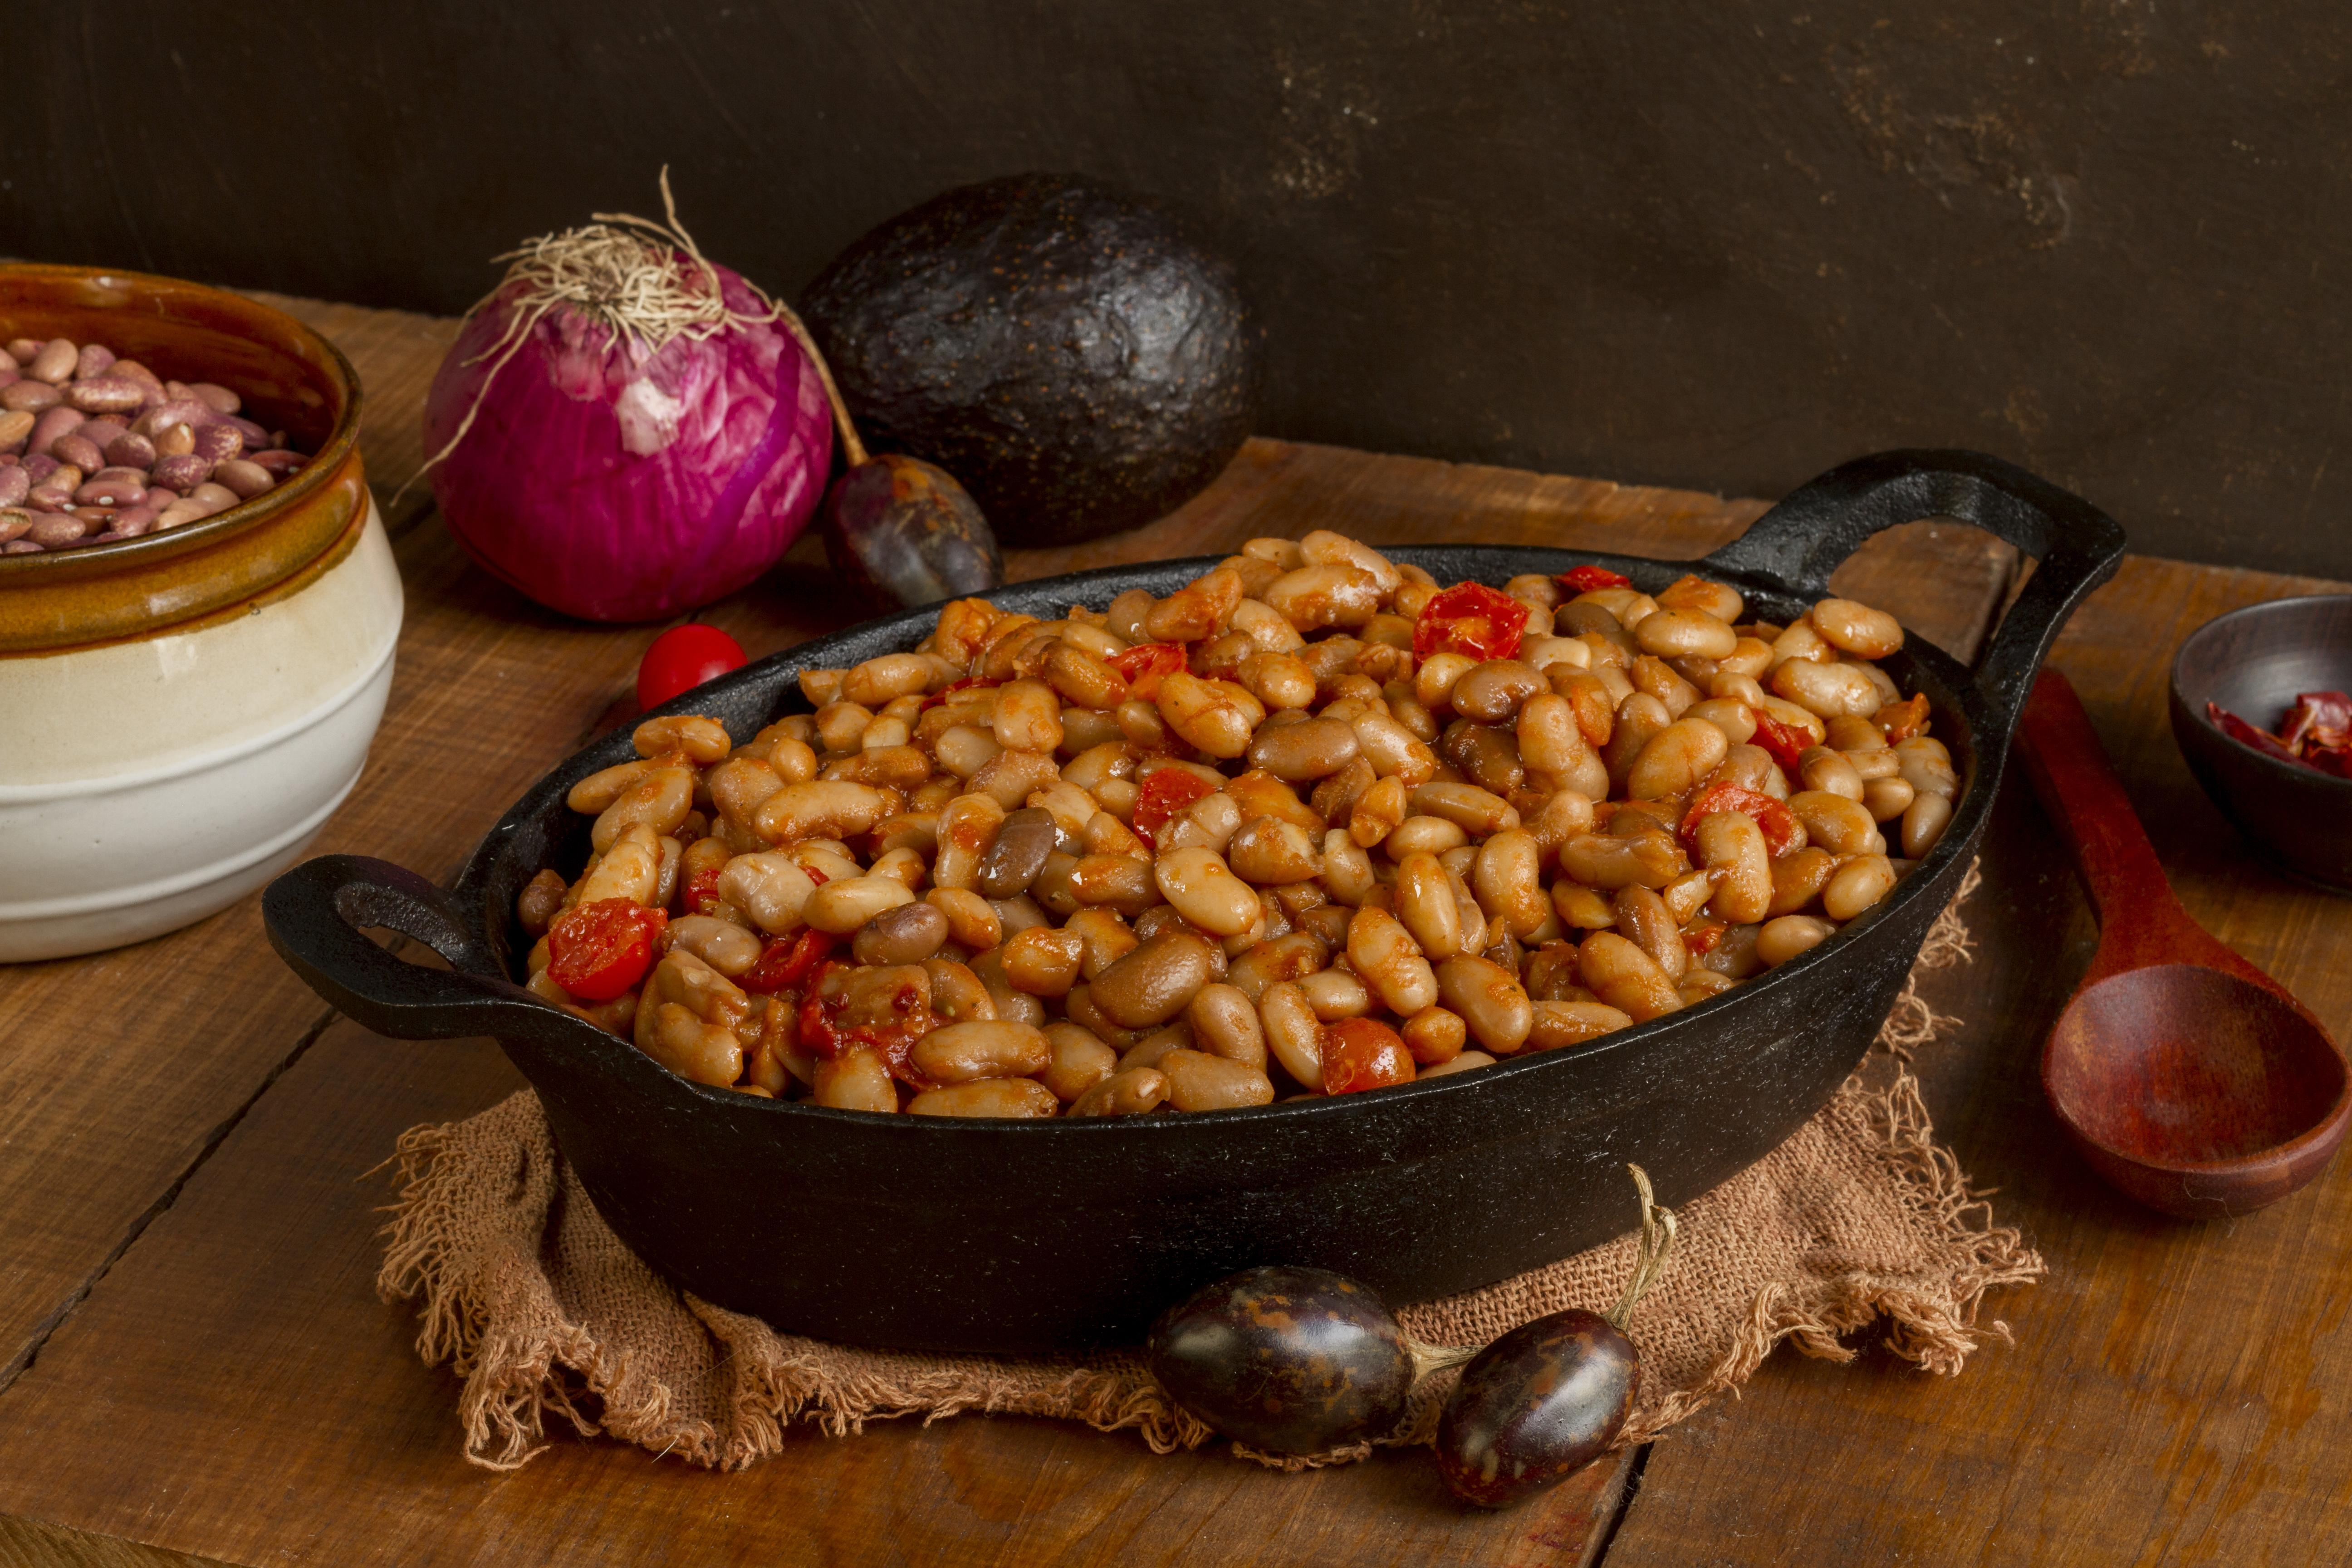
[[0, 265, 363, 603]]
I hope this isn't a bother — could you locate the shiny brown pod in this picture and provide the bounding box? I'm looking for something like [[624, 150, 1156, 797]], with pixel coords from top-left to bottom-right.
[[1436, 1308, 1638, 1508], [1146, 1264, 1420, 1454], [818, 451, 1001, 612]]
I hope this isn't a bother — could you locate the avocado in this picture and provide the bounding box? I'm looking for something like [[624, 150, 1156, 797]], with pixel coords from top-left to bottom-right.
[[799, 173, 1262, 548]]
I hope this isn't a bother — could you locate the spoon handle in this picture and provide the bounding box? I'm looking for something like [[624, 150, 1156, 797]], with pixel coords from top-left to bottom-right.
[[2016, 668, 2192, 942]]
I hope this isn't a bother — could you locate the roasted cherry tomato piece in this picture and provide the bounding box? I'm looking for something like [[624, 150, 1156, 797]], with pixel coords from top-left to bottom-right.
[[636, 623, 747, 711], [681, 865, 726, 917], [1413, 583, 1530, 662], [797, 958, 933, 1084], [1747, 708, 1813, 774], [1557, 564, 1632, 594], [1679, 782, 1803, 859], [1874, 693, 1931, 744], [797, 960, 850, 1056], [740, 928, 838, 995], [1109, 642, 1188, 701], [1321, 1017, 1415, 1095], [1132, 768, 1220, 837], [545, 897, 667, 1003]]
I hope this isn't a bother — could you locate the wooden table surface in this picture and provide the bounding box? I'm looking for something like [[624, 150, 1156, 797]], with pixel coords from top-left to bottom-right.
[[2, 298, 2348, 1568]]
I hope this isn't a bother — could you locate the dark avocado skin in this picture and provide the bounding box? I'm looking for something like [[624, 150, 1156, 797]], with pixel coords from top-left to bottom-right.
[[1147, 1265, 1416, 1455], [819, 453, 1003, 613], [1436, 1308, 1639, 1509], [801, 173, 1263, 548]]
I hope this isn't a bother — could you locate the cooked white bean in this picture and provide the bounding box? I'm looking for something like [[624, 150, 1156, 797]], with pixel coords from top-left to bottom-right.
[[910, 1078, 1062, 1118], [1822, 853, 1897, 920], [1902, 789, 1955, 858], [1771, 658, 1883, 720], [1436, 955, 1534, 1054], [1788, 790, 1884, 856], [1347, 905, 1439, 1015], [1154, 847, 1263, 936], [911, 1019, 1053, 1083], [1811, 598, 1904, 659], [1259, 980, 1326, 1090], [803, 876, 917, 934], [1756, 914, 1835, 966]]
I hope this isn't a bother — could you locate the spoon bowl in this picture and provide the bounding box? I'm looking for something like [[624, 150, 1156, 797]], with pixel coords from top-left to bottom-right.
[[2019, 670, 2352, 1218], [2045, 965, 2350, 1217]]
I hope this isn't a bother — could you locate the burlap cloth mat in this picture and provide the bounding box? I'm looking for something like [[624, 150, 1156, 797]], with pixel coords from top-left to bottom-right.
[[378, 863, 2041, 1473]]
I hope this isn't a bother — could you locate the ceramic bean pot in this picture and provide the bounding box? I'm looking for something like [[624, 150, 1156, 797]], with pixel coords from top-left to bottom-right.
[[0, 265, 399, 963]]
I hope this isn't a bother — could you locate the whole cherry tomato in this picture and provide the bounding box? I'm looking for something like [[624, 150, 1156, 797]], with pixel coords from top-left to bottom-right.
[[1320, 1017, 1415, 1095], [1413, 583, 1530, 662], [1557, 564, 1632, 594], [545, 898, 667, 1003], [1132, 768, 1219, 837], [636, 623, 747, 711]]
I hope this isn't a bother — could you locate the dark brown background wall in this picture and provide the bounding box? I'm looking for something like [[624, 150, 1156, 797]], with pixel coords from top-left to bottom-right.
[[6, 2, 2346, 574]]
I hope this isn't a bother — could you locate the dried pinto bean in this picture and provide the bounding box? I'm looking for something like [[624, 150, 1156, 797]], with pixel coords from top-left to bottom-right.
[[978, 806, 1059, 897]]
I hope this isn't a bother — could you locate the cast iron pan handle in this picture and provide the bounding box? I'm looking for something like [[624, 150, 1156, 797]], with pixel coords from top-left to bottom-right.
[[264, 854, 550, 1040], [1699, 448, 2127, 740]]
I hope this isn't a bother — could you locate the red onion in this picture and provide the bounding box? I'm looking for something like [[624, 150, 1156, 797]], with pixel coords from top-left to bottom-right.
[[420, 182, 831, 622]]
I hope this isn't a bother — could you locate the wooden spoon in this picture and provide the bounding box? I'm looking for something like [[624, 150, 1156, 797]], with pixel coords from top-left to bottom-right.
[[2017, 668, 2351, 1218]]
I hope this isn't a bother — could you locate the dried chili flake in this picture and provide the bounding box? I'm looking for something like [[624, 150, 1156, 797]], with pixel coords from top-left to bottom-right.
[[2209, 693, 2352, 776], [1679, 782, 1804, 859], [2280, 691, 2352, 754], [1558, 564, 1632, 594], [545, 898, 666, 1003], [1413, 583, 1530, 662], [2206, 702, 2290, 756], [1109, 642, 1188, 700], [1132, 767, 1219, 837]]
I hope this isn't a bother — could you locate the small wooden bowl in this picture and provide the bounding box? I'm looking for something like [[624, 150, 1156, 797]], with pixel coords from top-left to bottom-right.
[[2169, 594, 2352, 893]]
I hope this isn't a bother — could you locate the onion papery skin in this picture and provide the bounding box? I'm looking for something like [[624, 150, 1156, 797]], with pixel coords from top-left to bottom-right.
[[423, 267, 831, 623]]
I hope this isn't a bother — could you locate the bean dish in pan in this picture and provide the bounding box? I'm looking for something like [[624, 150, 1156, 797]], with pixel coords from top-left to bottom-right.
[[514, 531, 1960, 1117]]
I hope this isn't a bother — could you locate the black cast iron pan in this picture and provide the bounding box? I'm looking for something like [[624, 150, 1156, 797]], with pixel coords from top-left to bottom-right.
[[265, 450, 2123, 1354]]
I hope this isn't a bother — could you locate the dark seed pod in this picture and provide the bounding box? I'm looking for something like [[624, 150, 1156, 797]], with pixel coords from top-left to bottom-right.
[[819, 452, 1001, 613], [1434, 1164, 1677, 1509], [1147, 1264, 1424, 1455], [1436, 1308, 1638, 1508]]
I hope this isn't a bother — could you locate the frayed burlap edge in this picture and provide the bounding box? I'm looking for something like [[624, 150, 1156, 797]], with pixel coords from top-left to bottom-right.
[[379, 859, 2039, 1473]]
